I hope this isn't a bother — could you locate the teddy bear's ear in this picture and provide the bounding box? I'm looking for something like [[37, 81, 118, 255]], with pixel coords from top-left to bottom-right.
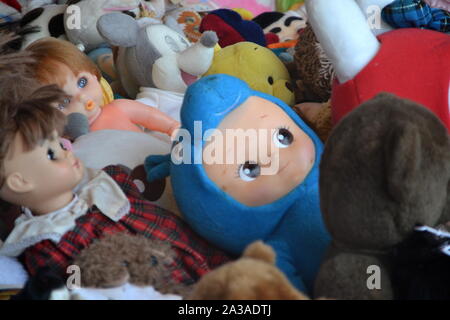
[[384, 122, 422, 202], [97, 12, 139, 48], [242, 241, 275, 264]]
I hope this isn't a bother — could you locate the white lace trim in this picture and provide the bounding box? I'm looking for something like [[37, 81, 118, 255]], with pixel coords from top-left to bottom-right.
[[0, 233, 61, 257]]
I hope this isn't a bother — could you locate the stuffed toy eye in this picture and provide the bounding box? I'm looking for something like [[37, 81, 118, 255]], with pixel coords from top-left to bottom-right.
[[179, 36, 189, 48], [267, 76, 274, 85], [165, 36, 181, 52], [238, 161, 261, 182], [273, 127, 293, 148]]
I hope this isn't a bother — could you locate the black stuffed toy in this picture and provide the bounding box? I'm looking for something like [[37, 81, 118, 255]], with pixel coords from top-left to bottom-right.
[[390, 225, 450, 300]]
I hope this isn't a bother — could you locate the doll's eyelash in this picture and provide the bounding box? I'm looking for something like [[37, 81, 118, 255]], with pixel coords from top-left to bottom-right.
[[277, 125, 290, 131]]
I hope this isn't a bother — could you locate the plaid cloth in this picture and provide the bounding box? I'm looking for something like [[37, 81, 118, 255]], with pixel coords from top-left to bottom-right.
[[20, 165, 231, 286], [382, 0, 450, 33]]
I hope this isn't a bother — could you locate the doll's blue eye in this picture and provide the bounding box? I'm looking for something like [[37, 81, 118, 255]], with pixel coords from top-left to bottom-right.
[[57, 98, 71, 111], [238, 161, 260, 182], [47, 148, 56, 161], [77, 77, 88, 88], [273, 127, 293, 148]]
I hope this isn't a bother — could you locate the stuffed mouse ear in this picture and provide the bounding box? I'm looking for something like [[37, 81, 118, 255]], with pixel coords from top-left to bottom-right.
[[97, 12, 139, 48], [144, 154, 171, 182]]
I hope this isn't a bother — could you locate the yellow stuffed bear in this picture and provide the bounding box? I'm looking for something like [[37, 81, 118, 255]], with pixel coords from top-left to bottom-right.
[[203, 42, 295, 106]]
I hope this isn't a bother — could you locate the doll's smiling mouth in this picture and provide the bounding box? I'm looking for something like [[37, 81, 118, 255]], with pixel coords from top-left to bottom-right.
[[278, 161, 290, 174], [181, 71, 198, 86]]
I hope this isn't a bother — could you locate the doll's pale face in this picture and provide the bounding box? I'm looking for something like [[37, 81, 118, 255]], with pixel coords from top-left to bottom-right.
[[0, 131, 84, 215], [203, 96, 316, 207], [58, 64, 103, 123]]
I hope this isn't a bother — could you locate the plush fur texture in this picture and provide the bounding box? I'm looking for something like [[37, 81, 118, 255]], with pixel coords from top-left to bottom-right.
[[0, 31, 40, 102], [73, 233, 190, 297], [292, 24, 334, 103], [11, 267, 65, 300], [200, 9, 266, 48], [292, 100, 332, 142], [315, 93, 450, 300], [189, 241, 309, 300]]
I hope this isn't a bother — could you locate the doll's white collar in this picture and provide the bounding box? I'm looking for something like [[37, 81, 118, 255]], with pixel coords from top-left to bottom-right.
[[0, 168, 130, 257]]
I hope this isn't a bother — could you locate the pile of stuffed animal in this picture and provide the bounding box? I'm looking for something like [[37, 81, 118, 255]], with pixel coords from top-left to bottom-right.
[[0, 0, 448, 301]]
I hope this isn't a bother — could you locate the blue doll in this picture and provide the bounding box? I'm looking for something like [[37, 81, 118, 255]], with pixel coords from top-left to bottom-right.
[[145, 74, 330, 294]]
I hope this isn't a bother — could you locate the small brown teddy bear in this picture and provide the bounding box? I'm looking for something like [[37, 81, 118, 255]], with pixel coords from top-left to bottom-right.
[[73, 233, 190, 297], [292, 23, 335, 104], [188, 241, 309, 300], [315, 93, 450, 300], [292, 100, 332, 142]]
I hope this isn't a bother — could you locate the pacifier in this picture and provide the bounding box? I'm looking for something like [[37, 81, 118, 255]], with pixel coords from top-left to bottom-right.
[[85, 100, 95, 111]]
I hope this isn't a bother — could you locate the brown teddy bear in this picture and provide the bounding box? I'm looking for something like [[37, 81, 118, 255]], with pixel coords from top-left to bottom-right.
[[73, 233, 190, 297], [314, 93, 450, 300], [284, 23, 334, 142], [292, 23, 335, 104], [188, 241, 309, 300], [292, 100, 332, 142]]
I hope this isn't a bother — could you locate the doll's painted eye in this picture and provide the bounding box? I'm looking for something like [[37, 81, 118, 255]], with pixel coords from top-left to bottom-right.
[[238, 161, 261, 182], [60, 142, 67, 151], [172, 141, 184, 163], [47, 148, 56, 161], [273, 127, 293, 148], [269, 27, 282, 34], [77, 77, 88, 88], [57, 98, 71, 110]]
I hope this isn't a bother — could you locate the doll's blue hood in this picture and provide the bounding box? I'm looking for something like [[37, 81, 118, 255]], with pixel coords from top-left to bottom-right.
[[164, 74, 324, 255]]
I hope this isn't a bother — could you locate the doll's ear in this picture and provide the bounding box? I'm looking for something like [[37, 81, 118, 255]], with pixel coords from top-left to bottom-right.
[[5, 172, 34, 194], [385, 122, 422, 202], [97, 12, 139, 48]]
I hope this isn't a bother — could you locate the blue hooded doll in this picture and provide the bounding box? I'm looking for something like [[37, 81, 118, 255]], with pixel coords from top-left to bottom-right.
[[145, 74, 330, 294]]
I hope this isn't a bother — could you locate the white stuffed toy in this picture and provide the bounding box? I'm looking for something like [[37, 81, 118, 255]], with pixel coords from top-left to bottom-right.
[[97, 12, 218, 122]]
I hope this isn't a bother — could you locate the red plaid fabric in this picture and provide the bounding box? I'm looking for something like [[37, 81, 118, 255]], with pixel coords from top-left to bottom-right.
[[20, 165, 231, 285]]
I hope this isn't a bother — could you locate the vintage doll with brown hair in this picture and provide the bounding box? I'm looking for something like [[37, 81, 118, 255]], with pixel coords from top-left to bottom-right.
[[0, 80, 230, 286], [26, 37, 179, 137]]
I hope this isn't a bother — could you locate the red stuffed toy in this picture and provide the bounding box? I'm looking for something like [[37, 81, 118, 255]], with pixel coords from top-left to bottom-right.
[[332, 28, 449, 131], [1, 0, 21, 12], [306, 0, 449, 132]]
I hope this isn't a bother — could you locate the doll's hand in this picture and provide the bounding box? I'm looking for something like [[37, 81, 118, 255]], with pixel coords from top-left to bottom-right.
[[168, 121, 181, 139]]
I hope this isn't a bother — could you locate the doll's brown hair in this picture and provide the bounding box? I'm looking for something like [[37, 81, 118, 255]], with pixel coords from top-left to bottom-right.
[[26, 37, 101, 88], [0, 32, 39, 103], [0, 85, 67, 189]]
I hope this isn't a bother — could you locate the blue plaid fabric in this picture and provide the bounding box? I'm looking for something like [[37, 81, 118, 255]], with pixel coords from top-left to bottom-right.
[[382, 0, 450, 33]]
